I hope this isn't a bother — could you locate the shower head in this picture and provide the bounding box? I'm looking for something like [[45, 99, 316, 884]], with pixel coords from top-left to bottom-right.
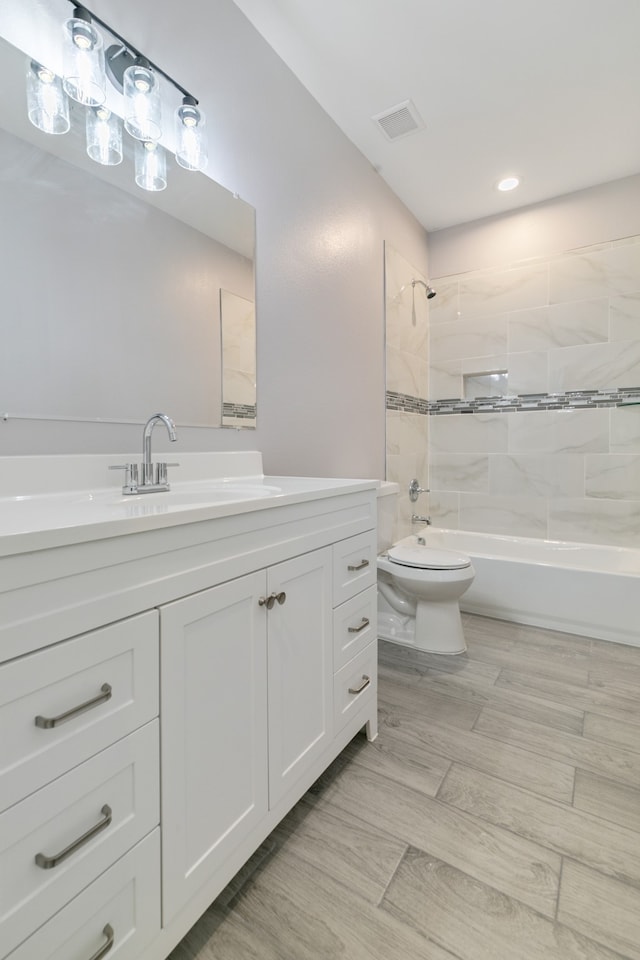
[[411, 279, 437, 299]]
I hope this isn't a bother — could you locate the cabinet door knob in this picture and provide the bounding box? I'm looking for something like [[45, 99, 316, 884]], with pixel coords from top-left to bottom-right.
[[347, 558, 369, 572], [275, 591, 286, 605], [348, 617, 370, 634], [259, 595, 275, 609], [348, 675, 371, 695], [35, 683, 112, 729], [35, 804, 112, 869], [88, 925, 115, 960]]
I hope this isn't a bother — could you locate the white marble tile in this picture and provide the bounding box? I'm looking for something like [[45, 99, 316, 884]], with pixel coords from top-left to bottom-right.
[[386, 346, 428, 399], [489, 454, 585, 498], [429, 454, 490, 493], [610, 293, 640, 342], [427, 279, 460, 325], [458, 263, 549, 321], [550, 243, 640, 304], [428, 491, 460, 529], [430, 315, 508, 363], [459, 493, 548, 538], [430, 360, 462, 400], [430, 413, 508, 454], [461, 354, 508, 375], [386, 410, 428, 458], [507, 300, 609, 352], [610, 405, 640, 453], [548, 498, 640, 548], [548, 340, 640, 392], [508, 409, 610, 455], [385, 246, 429, 355], [508, 352, 549, 394], [585, 455, 640, 501]]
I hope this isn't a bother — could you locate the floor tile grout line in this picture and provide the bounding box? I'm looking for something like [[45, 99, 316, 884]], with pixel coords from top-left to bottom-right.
[[375, 842, 411, 908]]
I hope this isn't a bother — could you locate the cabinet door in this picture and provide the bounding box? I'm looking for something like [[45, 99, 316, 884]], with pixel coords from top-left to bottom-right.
[[267, 548, 332, 807], [160, 571, 268, 925]]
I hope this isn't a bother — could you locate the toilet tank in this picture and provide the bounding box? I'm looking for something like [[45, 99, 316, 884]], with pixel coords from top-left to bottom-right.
[[377, 481, 399, 553]]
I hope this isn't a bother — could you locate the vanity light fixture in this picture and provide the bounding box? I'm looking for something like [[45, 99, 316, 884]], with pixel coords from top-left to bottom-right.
[[26, 60, 70, 135], [175, 96, 208, 171], [135, 139, 167, 192], [497, 175, 521, 192], [62, 5, 106, 106], [25, 0, 207, 193], [86, 105, 123, 165], [123, 58, 162, 142]]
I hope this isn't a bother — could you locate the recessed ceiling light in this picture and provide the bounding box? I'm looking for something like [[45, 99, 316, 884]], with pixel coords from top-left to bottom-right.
[[497, 176, 521, 192]]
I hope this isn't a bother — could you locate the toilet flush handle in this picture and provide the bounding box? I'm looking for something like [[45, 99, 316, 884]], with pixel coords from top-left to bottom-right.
[[409, 479, 429, 503]]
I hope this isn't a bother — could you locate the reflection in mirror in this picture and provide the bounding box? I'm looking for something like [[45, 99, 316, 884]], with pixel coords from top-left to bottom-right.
[[0, 31, 256, 429], [221, 290, 257, 428]]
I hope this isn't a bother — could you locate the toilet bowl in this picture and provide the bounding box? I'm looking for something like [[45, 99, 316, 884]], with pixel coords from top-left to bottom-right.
[[377, 536, 475, 654]]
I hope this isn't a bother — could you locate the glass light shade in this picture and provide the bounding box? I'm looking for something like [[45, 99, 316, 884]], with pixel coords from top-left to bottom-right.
[[86, 106, 123, 165], [62, 15, 106, 106], [26, 60, 70, 135], [124, 62, 162, 141], [135, 140, 167, 191], [175, 99, 208, 171]]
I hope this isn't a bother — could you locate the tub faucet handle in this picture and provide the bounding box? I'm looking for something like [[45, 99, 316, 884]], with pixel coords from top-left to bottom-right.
[[409, 479, 430, 503]]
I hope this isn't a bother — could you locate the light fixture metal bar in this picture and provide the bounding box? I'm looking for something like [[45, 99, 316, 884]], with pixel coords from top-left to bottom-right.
[[66, 0, 198, 103]]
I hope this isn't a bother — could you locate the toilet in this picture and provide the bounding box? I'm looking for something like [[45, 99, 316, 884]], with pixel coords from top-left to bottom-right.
[[376, 483, 475, 655]]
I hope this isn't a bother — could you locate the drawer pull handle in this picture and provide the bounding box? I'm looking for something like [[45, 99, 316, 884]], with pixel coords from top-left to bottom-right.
[[348, 617, 370, 634], [88, 925, 115, 960], [348, 675, 371, 695], [35, 683, 113, 729], [347, 559, 369, 572], [35, 804, 112, 869]]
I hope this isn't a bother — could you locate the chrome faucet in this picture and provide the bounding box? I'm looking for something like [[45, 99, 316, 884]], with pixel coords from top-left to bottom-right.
[[141, 413, 177, 487], [110, 412, 178, 495]]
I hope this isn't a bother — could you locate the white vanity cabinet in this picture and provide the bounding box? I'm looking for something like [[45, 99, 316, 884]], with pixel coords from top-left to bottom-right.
[[0, 462, 378, 960], [160, 546, 332, 924]]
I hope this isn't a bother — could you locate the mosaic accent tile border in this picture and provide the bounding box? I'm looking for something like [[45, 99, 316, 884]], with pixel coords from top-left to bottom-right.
[[386, 388, 640, 416], [222, 402, 257, 420]]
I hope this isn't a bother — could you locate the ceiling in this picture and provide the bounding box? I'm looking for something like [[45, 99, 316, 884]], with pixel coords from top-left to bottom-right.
[[232, 0, 640, 233]]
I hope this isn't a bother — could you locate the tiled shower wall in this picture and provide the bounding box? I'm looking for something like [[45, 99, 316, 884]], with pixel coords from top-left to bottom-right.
[[427, 235, 640, 547], [385, 244, 429, 539]]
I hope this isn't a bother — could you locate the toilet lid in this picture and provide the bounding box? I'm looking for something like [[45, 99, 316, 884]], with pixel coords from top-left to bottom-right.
[[387, 543, 471, 570]]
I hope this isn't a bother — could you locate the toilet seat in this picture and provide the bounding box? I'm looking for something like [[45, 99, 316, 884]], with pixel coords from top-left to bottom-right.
[[387, 542, 471, 571]]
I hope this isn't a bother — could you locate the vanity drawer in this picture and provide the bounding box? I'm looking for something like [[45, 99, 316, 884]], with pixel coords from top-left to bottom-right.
[[0, 721, 159, 958], [333, 585, 377, 671], [332, 530, 377, 606], [0, 611, 158, 812], [6, 829, 161, 960], [333, 641, 377, 735]]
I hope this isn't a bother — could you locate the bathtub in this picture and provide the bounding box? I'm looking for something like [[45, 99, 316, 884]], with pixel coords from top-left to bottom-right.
[[421, 528, 640, 647]]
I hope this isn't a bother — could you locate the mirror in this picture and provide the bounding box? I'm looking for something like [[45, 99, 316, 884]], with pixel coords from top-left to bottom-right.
[[221, 290, 257, 428], [0, 32, 256, 428]]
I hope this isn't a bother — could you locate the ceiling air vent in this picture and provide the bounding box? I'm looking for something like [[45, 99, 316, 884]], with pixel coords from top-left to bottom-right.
[[372, 99, 425, 142]]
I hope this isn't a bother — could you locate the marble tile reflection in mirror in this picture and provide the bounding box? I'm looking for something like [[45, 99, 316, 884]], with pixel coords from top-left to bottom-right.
[[221, 290, 257, 428]]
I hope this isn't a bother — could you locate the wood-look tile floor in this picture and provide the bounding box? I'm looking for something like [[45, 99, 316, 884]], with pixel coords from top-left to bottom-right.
[[169, 614, 640, 960]]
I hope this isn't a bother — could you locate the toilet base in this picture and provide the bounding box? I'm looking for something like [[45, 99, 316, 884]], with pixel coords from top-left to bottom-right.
[[377, 600, 467, 655]]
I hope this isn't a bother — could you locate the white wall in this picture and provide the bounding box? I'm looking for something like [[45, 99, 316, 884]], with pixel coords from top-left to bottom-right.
[[0, 0, 429, 479], [429, 174, 640, 278]]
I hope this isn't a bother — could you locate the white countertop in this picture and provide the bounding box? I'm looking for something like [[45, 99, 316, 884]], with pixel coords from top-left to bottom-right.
[[0, 453, 378, 557]]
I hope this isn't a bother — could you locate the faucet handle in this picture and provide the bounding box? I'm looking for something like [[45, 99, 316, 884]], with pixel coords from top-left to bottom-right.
[[409, 479, 430, 503], [154, 462, 180, 485], [108, 463, 139, 493]]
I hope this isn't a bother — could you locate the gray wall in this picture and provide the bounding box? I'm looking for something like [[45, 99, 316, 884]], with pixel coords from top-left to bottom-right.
[[0, 0, 429, 479]]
